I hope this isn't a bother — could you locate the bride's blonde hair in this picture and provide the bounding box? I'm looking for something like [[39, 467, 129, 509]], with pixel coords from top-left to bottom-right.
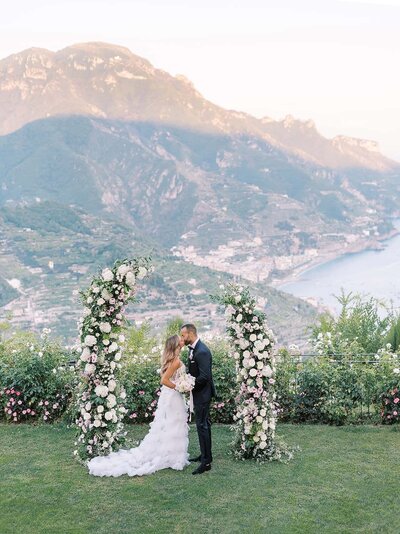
[[161, 334, 181, 375]]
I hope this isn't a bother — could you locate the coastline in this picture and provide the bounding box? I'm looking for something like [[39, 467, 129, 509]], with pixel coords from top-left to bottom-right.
[[271, 226, 400, 289]]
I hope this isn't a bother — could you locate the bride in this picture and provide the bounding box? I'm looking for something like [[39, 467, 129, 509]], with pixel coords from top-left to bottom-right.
[[88, 335, 190, 477]]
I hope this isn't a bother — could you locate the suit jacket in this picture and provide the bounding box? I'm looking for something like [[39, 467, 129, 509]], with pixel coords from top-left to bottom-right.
[[188, 339, 216, 405]]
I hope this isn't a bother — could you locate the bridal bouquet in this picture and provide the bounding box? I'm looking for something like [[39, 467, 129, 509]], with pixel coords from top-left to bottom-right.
[[175, 372, 195, 394]]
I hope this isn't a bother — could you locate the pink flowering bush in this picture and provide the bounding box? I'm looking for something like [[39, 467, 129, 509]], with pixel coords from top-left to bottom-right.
[[381, 384, 400, 424], [0, 330, 75, 423]]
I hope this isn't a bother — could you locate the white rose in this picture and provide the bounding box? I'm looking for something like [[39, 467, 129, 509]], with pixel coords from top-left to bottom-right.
[[117, 264, 130, 276], [101, 289, 112, 301], [95, 385, 109, 398], [243, 350, 250, 358], [234, 295, 241, 303], [263, 365, 273, 377], [137, 266, 147, 280], [120, 390, 126, 399], [84, 335, 97, 347], [93, 419, 101, 427], [262, 421, 269, 429], [97, 298, 105, 306], [259, 441, 267, 449], [253, 435, 260, 443], [97, 406, 104, 413], [110, 361, 116, 370], [249, 368, 257, 377], [80, 347, 91, 362], [100, 322, 112, 333], [84, 363, 96, 375], [83, 412, 91, 421], [107, 394, 117, 408], [104, 411, 113, 421], [108, 342, 118, 353], [394, 368, 400, 374], [256, 416, 263, 423], [85, 402, 92, 412], [108, 380, 116, 392], [102, 268, 114, 282], [250, 334, 257, 342], [86, 297, 93, 304], [126, 271, 136, 287], [248, 358, 255, 368], [260, 409, 266, 417], [114, 353, 122, 361], [236, 314, 243, 322], [257, 361, 263, 370]]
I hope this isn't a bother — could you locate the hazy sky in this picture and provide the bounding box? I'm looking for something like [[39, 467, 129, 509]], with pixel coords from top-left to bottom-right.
[[1, 0, 399, 160]]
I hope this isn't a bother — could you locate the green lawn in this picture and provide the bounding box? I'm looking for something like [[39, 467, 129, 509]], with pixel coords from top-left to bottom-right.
[[0, 423, 398, 534]]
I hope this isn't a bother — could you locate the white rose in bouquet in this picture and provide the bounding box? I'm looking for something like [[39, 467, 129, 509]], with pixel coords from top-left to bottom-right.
[[174, 372, 196, 394]]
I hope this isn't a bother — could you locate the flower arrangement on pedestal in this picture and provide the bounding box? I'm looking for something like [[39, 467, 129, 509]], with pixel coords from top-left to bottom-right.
[[212, 283, 293, 462], [74, 258, 152, 462]]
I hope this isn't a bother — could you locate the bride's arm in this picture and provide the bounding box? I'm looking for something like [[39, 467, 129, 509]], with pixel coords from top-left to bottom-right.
[[160, 359, 181, 389]]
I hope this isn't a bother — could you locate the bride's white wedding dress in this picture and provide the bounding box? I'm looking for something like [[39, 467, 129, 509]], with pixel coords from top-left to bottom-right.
[[88, 363, 190, 477]]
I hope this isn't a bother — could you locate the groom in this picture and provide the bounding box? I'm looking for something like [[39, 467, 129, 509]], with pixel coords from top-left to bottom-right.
[[180, 323, 216, 475]]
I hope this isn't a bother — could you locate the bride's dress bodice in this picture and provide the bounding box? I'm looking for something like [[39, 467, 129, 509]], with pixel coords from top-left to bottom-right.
[[88, 361, 189, 477]]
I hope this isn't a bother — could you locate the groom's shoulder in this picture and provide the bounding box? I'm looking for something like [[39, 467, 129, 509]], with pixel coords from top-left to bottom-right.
[[198, 339, 211, 355]]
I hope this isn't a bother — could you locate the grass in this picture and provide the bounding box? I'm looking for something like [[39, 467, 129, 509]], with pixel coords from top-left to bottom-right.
[[0, 423, 399, 534]]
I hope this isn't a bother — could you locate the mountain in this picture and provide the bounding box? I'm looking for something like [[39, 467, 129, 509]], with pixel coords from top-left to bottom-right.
[[0, 42, 399, 342], [0, 42, 398, 172]]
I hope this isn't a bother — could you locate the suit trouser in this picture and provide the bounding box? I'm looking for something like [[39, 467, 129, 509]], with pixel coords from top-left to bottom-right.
[[194, 400, 212, 465]]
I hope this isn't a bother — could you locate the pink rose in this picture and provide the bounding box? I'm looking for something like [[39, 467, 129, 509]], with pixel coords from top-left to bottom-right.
[[394, 398, 399, 404], [393, 411, 398, 416], [139, 391, 145, 395], [16, 391, 21, 396]]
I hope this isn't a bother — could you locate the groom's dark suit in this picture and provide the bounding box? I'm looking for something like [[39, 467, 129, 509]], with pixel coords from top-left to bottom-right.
[[188, 339, 216, 466]]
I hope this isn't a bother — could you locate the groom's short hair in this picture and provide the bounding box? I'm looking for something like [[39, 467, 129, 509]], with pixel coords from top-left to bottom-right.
[[181, 323, 197, 335]]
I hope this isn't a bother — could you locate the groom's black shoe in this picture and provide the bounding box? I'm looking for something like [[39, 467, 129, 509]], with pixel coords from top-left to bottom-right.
[[189, 455, 202, 463], [192, 464, 211, 475]]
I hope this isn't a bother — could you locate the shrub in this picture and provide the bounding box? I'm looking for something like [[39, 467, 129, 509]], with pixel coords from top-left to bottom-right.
[[0, 330, 76, 423]]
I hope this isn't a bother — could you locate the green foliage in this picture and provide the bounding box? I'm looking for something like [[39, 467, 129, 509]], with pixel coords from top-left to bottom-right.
[[0, 331, 76, 423], [310, 291, 393, 358], [275, 347, 400, 425], [385, 315, 400, 351], [163, 316, 185, 340]]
